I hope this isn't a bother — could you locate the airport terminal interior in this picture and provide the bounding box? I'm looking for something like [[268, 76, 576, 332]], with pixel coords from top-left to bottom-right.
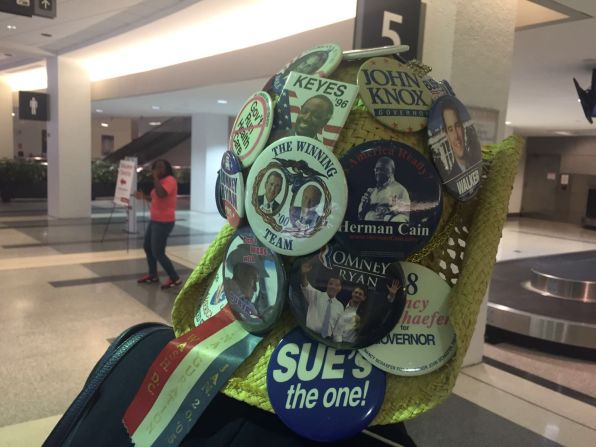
[[0, 1, 595, 446]]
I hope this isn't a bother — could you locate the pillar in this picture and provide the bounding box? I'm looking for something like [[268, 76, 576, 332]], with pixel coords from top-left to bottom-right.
[[46, 56, 91, 218], [190, 113, 229, 213], [0, 78, 14, 159], [423, 0, 518, 366]]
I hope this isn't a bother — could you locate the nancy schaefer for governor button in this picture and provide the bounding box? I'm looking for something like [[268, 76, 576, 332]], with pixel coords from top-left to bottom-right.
[[359, 262, 456, 376], [267, 328, 386, 442]]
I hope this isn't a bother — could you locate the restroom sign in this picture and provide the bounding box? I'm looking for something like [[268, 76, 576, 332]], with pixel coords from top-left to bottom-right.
[[18, 91, 49, 121]]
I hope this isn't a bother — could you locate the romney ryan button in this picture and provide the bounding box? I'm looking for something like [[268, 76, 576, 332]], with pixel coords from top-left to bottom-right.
[[266, 43, 343, 95], [267, 328, 386, 442], [358, 57, 433, 132], [229, 91, 273, 168], [428, 95, 483, 201], [222, 226, 286, 335], [336, 140, 442, 260], [288, 243, 406, 349], [194, 264, 227, 327], [245, 136, 348, 256], [359, 262, 456, 376], [220, 150, 245, 228], [214, 170, 226, 219]]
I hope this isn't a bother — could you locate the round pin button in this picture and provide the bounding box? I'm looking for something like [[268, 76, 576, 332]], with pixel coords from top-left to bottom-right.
[[359, 262, 456, 376], [288, 243, 406, 349], [214, 170, 226, 219], [422, 77, 456, 100], [358, 57, 433, 132], [335, 140, 442, 260], [220, 150, 245, 228], [343, 44, 409, 61], [194, 264, 227, 327], [229, 91, 273, 168], [245, 136, 348, 256], [266, 43, 343, 95], [222, 226, 286, 335], [267, 328, 386, 442], [428, 95, 483, 201]]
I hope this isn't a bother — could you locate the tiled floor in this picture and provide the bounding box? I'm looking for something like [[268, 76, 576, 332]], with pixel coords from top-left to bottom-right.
[[0, 204, 594, 446]]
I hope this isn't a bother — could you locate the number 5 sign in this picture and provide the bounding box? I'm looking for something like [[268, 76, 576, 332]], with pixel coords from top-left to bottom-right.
[[353, 0, 422, 61]]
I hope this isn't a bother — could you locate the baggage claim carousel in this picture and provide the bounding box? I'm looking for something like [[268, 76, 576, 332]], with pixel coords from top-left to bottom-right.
[[487, 250, 596, 350]]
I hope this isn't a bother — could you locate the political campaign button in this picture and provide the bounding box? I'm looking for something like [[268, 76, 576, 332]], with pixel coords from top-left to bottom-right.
[[267, 328, 386, 442], [359, 262, 456, 376], [194, 264, 227, 327], [245, 136, 348, 256], [220, 150, 245, 228], [343, 44, 409, 61], [335, 140, 442, 259], [288, 243, 406, 350], [422, 77, 456, 100], [428, 96, 483, 201], [214, 170, 226, 219], [229, 91, 273, 168], [223, 226, 286, 335], [266, 43, 343, 95], [267, 71, 358, 151], [358, 57, 433, 132]]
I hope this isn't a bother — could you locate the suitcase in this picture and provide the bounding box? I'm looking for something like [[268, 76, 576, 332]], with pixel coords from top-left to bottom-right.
[[43, 322, 175, 447]]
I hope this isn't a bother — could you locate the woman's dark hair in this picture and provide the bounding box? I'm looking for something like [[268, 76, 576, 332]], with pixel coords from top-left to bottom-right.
[[152, 159, 174, 177]]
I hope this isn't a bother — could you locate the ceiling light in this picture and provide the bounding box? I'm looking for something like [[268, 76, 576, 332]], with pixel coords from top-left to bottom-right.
[[100, 122, 109, 128], [6, 25, 16, 30], [554, 131, 572, 136], [41, 33, 52, 38], [217, 99, 228, 104], [151, 105, 160, 110], [11, 112, 15, 117], [149, 121, 162, 126], [505, 121, 512, 125], [95, 108, 103, 113]]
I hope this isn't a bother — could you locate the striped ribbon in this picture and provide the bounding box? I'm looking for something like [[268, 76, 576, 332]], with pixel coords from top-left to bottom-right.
[[123, 305, 262, 447]]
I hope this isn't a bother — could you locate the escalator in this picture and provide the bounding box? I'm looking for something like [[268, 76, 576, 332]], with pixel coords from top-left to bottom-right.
[[103, 117, 190, 165]]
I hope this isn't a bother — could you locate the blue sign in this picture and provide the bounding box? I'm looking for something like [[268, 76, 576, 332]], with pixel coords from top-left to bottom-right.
[[266, 328, 386, 442]]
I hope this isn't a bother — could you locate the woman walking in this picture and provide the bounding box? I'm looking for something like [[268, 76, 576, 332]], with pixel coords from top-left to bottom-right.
[[137, 159, 181, 289]]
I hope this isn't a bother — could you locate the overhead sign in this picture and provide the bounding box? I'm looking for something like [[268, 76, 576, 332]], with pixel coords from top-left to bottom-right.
[[18, 91, 49, 121], [0, 0, 33, 17], [33, 0, 56, 18], [114, 159, 137, 206], [353, 0, 422, 61]]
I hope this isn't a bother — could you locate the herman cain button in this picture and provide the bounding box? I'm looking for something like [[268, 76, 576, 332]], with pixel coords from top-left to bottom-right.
[[267, 328, 386, 442], [245, 136, 348, 256], [221, 150, 246, 228], [223, 227, 286, 335], [229, 91, 273, 168], [288, 243, 406, 350], [428, 95, 483, 201], [335, 140, 442, 260], [358, 57, 432, 132], [359, 262, 456, 376]]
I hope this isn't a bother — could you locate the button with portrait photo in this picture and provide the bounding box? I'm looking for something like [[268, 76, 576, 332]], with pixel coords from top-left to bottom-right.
[[194, 264, 227, 327], [263, 43, 343, 96], [428, 95, 483, 201], [222, 226, 286, 335], [288, 243, 406, 350], [245, 136, 348, 256], [336, 140, 443, 260]]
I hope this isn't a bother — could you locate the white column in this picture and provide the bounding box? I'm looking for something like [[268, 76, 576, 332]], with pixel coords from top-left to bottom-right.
[[423, 0, 518, 366], [0, 79, 14, 159], [46, 56, 91, 218], [423, 0, 517, 141], [190, 113, 228, 213]]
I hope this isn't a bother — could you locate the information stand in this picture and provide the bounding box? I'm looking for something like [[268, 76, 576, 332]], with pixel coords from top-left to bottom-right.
[[101, 157, 138, 245]]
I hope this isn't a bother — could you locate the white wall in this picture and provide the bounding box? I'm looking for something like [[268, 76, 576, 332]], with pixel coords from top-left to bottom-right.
[[0, 79, 13, 159]]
